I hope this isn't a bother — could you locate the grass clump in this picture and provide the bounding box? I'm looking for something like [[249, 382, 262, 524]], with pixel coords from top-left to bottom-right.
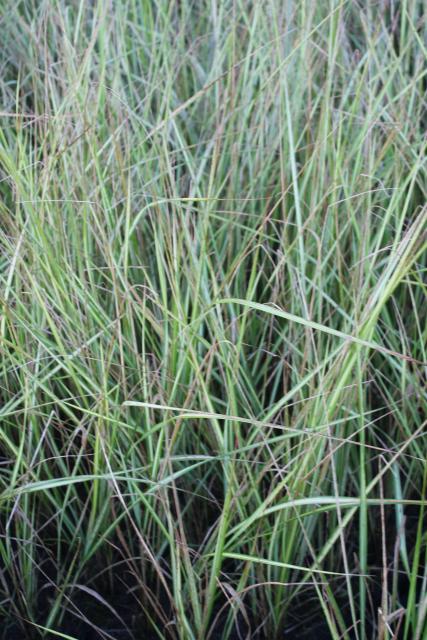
[[0, 1, 426, 638]]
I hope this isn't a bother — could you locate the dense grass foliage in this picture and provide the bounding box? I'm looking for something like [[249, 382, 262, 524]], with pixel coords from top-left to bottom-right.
[[0, 1, 426, 638]]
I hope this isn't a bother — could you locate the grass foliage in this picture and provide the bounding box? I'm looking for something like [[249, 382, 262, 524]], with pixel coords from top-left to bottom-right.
[[0, 1, 426, 638]]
